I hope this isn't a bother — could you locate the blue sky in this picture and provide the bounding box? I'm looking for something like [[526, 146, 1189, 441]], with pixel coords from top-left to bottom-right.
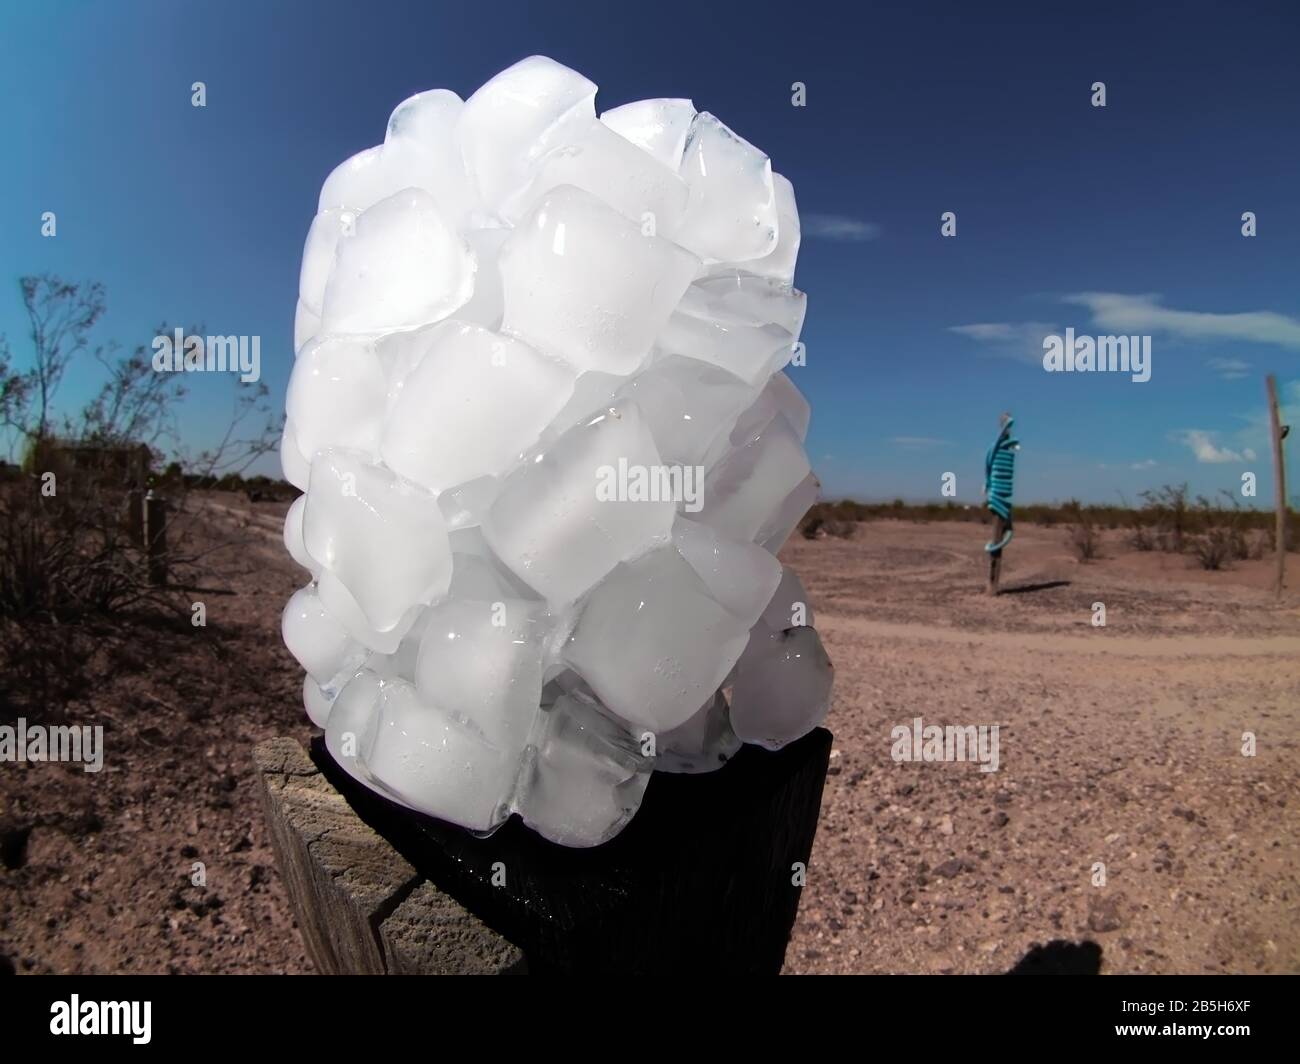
[[1, 0, 1296, 504]]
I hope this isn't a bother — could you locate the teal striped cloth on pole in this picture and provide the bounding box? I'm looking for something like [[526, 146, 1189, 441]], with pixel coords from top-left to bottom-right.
[[984, 417, 1019, 552]]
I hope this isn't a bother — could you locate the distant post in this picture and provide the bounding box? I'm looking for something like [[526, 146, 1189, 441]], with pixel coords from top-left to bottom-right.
[[126, 489, 144, 547], [145, 490, 168, 587], [984, 412, 1019, 595], [1266, 375, 1289, 599]]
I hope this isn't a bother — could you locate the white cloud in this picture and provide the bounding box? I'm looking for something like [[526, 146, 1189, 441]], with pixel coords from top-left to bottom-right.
[[1063, 293, 1300, 349], [1130, 459, 1157, 469], [1174, 430, 1256, 464], [1207, 357, 1251, 380], [802, 214, 880, 242], [948, 321, 1059, 364]]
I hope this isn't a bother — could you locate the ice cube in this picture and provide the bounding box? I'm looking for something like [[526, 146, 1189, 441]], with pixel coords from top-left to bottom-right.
[[671, 514, 781, 626], [317, 145, 392, 215], [499, 185, 700, 375], [285, 335, 387, 461], [684, 271, 806, 339], [657, 307, 794, 388], [760, 566, 815, 631], [562, 545, 750, 732], [381, 321, 575, 492], [375, 324, 440, 410], [283, 495, 318, 574], [280, 419, 312, 492], [757, 471, 820, 552], [457, 56, 598, 214], [299, 208, 357, 316], [364, 678, 518, 831], [617, 354, 755, 468], [730, 625, 832, 750], [483, 399, 674, 606], [414, 595, 548, 754], [363, 606, 430, 685], [748, 172, 800, 285], [382, 88, 479, 226], [600, 98, 696, 170], [506, 117, 689, 237], [516, 692, 653, 847], [698, 413, 810, 542], [303, 451, 452, 631], [674, 112, 778, 263], [541, 370, 624, 442], [437, 475, 500, 532], [303, 675, 334, 729], [455, 227, 509, 330], [323, 669, 385, 786], [281, 583, 367, 688], [320, 188, 474, 335], [656, 689, 742, 773], [294, 300, 321, 356], [317, 570, 418, 654]]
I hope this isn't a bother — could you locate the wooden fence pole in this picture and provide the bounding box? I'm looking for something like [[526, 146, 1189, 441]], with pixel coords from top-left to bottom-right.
[[145, 490, 168, 587], [1266, 375, 1288, 600]]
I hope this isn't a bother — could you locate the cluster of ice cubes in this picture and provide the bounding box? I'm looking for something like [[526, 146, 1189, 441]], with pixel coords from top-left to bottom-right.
[[281, 57, 832, 847]]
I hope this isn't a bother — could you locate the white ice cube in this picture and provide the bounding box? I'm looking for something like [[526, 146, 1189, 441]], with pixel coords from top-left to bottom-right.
[[671, 514, 781, 626], [457, 56, 598, 214], [364, 678, 517, 831], [320, 188, 474, 335], [499, 185, 700, 375], [483, 399, 674, 606], [674, 112, 778, 263], [303, 451, 452, 631], [280, 419, 312, 492], [656, 690, 742, 773], [698, 413, 810, 542], [600, 98, 697, 170], [562, 545, 749, 732], [516, 693, 653, 847], [414, 596, 548, 755], [283, 495, 318, 574], [381, 321, 575, 492], [616, 354, 755, 468], [730, 625, 832, 750], [285, 335, 387, 461], [281, 583, 367, 688], [506, 117, 689, 237]]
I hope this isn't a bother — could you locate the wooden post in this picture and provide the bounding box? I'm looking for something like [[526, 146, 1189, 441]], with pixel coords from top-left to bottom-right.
[[253, 738, 526, 974], [126, 489, 144, 547], [145, 490, 168, 586], [310, 726, 832, 974], [1266, 375, 1288, 599], [987, 516, 1006, 596]]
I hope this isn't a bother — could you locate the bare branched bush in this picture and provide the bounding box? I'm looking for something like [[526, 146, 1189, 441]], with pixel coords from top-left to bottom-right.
[[1190, 492, 1246, 571], [1064, 499, 1100, 562], [0, 275, 279, 631], [1139, 483, 1191, 553]]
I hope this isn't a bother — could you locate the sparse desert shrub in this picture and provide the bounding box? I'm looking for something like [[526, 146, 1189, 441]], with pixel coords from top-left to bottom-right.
[[824, 519, 857, 539], [1064, 499, 1100, 561], [1140, 483, 1191, 553], [1190, 491, 1246, 571]]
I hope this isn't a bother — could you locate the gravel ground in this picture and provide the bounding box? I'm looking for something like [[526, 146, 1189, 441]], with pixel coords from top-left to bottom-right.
[[2, 505, 1296, 975]]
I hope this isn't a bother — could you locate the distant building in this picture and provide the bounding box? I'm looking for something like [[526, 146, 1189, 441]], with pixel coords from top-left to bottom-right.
[[31, 438, 153, 489]]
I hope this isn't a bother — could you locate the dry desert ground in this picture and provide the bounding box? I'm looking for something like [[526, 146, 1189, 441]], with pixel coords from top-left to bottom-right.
[[2, 499, 1297, 974]]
